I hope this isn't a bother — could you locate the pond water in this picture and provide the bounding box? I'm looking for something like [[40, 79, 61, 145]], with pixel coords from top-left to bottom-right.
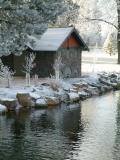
[[0, 91, 120, 160]]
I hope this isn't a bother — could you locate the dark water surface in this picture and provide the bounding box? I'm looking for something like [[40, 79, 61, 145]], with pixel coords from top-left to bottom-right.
[[0, 91, 120, 160]]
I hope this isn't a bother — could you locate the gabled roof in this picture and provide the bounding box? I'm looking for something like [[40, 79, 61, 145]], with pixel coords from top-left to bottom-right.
[[27, 27, 89, 51]]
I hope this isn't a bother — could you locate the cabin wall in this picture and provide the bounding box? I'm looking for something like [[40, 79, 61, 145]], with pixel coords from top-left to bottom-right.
[[14, 54, 25, 76], [33, 51, 55, 78], [1, 54, 14, 70], [56, 48, 82, 78], [13, 51, 55, 77]]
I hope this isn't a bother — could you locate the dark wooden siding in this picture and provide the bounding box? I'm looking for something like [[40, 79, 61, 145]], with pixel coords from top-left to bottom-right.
[[1, 54, 14, 70], [57, 48, 82, 78], [14, 54, 25, 76], [32, 51, 55, 77]]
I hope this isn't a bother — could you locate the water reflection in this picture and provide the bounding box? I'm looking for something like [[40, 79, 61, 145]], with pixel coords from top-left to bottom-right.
[[113, 92, 120, 160], [1, 92, 120, 160], [0, 103, 82, 160], [67, 92, 118, 160]]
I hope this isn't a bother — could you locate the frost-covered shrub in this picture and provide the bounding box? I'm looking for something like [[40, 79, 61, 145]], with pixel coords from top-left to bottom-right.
[[53, 55, 63, 80], [47, 76, 61, 91], [23, 53, 36, 86], [0, 59, 15, 88]]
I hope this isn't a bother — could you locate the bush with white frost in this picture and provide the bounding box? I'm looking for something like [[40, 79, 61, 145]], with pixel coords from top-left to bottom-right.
[[0, 59, 15, 88], [23, 53, 36, 86], [53, 55, 63, 80]]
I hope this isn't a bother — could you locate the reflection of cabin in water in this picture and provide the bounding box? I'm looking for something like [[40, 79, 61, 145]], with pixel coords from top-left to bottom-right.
[[1, 27, 89, 78]]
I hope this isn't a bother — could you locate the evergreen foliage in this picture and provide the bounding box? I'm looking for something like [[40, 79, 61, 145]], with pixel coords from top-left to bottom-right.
[[0, 0, 78, 56], [103, 32, 117, 55]]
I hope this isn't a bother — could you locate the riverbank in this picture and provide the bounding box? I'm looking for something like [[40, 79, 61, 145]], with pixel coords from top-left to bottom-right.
[[0, 72, 120, 113]]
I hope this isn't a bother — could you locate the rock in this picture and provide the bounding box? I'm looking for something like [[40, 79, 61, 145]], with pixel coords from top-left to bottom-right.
[[0, 98, 17, 111], [70, 88, 78, 93], [16, 93, 33, 107], [109, 73, 118, 79], [100, 84, 113, 93], [61, 93, 70, 103], [41, 83, 50, 86], [67, 92, 79, 103], [110, 78, 118, 83], [99, 73, 109, 80], [73, 81, 88, 89], [88, 82, 101, 89], [0, 104, 7, 113], [84, 86, 99, 96], [113, 82, 120, 90], [78, 91, 90, 100], [46, 96, 60, 106], [35, 98, 48, 108], [99, 78, 112, 86]]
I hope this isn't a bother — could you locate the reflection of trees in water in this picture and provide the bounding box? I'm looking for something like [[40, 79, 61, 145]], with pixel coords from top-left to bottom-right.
[[113, 92, 120, 160], [30, 104, 84, 140], [2, 109, 31, 160], [60, 103, 84, 142], [30, 109, 55, 132], [0, 104, 85, 160], [8, 109, 30, 137]]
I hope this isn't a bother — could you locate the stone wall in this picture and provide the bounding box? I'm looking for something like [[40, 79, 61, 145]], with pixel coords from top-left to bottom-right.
[[57, 48, 82, 78]]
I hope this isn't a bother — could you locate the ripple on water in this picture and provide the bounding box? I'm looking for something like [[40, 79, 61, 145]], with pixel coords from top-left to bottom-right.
[[0, 92, 120, 160]]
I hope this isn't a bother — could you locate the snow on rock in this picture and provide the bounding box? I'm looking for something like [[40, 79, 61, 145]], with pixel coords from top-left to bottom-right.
[[68, 92, 79, 103], [73, 81, 88, 89], [35, 98, 48, 108], [30, 92, 41, 100], [0, 104, 7, 113], [0, 98, 17, 111], [78, 91, 90, 100], [0, 72, 120, 110]]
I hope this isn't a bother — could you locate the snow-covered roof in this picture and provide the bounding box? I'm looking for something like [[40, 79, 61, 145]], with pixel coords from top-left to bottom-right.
[[27, 27, 89, 51]]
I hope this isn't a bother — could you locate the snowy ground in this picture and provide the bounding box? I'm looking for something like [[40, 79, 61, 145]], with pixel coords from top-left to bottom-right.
[[82, 63, 120, 75], [82, 49, 120, 75]]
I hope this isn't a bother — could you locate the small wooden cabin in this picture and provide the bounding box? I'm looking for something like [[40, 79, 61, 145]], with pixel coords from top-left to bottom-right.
[[1, 27, 89, 78]]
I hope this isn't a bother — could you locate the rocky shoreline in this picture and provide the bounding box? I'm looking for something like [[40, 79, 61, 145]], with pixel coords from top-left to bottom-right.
[[0, 72, 120, 113]]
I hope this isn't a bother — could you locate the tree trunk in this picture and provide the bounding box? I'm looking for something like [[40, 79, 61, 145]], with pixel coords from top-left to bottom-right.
[[117, 31, 120, 64], [26, 73, 30, 86], [7, 78, 10, 88], [117, 0, 120, 64], [55, 70, 60, 80]]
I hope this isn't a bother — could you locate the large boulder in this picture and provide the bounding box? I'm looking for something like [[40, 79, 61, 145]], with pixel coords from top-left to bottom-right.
[[35, 98, 48, 108], [46, 96, 60, 106], [0, 98, 17, 111], [16, 93, 33, 107], [67, 92, 79, 103], [0, 104, 7, 114]]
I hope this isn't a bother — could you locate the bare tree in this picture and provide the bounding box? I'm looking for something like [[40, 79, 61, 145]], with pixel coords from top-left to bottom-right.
[[0, 59, 15, 88], [53, 55, 63, 80], [23, 53, 36, 86]]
